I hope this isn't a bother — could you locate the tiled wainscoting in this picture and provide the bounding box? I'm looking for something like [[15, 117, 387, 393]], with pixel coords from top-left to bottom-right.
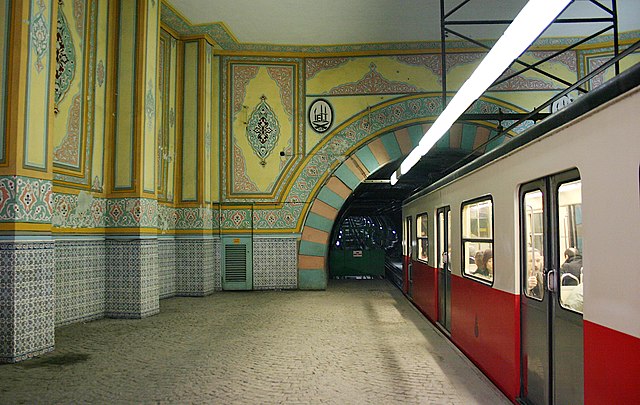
[[55, 239, 106, 326], [253, 237, 298, 290], [176, 238, 216, 296], [106, 239, 160, 319], [159, 238, 177, 299], [0, 240, 55, 363], [2, 236, 299, 362]]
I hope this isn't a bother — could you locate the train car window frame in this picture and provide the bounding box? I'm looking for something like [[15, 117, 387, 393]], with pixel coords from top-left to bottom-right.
[[416, 213, 429, 263], [460, 196, 494, 285], [556, 177, 583, 314], [521, 187, 545, 301]]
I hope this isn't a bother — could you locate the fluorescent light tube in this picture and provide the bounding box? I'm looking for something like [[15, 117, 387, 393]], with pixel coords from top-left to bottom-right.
[[390, 0, 571, 185]]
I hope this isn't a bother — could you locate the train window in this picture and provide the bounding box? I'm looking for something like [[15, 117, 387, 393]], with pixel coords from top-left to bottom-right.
[[461, 198, 493, 282], [403, 216, 411, 257], [558, 180, 583, 313], [416, 213, 429, 262], [523, 189, 545, 300]]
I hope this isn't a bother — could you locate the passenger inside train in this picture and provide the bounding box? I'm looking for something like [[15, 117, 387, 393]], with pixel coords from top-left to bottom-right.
[[560, 248, 582, 286], [474, 249, 493, 279], [526, 248, 544, 299]]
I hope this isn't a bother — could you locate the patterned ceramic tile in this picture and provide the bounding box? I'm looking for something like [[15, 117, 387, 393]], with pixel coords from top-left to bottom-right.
[[175, 239, 216, 296], [0, 241, 55, 363], [105, 239, 159, 318], [159, 238, 176, 299], [54, 240, 106, 326], [253, 238, 297, 290]]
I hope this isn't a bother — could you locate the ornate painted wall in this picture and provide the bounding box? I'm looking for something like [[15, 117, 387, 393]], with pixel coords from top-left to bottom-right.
[[1, 0, 639, 364]]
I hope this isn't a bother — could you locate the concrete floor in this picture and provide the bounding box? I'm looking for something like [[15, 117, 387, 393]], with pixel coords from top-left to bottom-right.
[[0, 279, 510, 404]]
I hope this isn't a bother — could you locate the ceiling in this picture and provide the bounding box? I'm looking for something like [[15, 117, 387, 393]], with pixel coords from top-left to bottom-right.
[[167, 0, 640, 46]]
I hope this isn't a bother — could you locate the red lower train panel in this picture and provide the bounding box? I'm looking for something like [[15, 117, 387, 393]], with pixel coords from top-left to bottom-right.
[[450, 276, 520, 401], [410, 261, 438, 322], [402, 255, 410, 294], [406, 263, 520, 401], [584, 320, 640, 404]]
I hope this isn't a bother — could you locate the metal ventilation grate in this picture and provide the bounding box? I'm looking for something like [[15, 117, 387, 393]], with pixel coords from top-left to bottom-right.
[[224, 244, 247, 283]]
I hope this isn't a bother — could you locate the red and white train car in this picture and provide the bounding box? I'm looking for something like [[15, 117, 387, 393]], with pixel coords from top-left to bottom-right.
[[401, 65, 640, 404]]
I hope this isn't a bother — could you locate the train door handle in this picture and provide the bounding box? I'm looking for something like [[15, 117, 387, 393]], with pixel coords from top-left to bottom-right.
[[547, 269, 557, 293]]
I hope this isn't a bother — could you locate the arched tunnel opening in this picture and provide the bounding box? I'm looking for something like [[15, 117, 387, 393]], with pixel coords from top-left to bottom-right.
[[328, 147, 474, 287]]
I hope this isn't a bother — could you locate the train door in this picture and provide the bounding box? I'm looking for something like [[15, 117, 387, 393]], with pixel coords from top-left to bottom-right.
[[437, 206, 452, 333], [519, 170, 584, 405], [404, 216, 413, 297]]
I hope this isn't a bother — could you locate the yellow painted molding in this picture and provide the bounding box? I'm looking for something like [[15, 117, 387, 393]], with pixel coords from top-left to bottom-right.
[[174, 39, 185, 203], [0, 223, 52, 232], [4, 1, 30, 174], [197, 39, 206, 204], [160, 22, 180, 40], [104, 227, 158, 235], [104, 0, 119, 195]]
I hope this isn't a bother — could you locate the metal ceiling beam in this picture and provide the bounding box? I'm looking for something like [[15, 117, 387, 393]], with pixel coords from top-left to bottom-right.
[[440, 0, 621, 124]]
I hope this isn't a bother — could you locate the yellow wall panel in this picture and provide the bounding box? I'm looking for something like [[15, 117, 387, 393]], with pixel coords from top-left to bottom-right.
[[24, 0, 54, 171], [167, 36, 178, 201], [211, 55, 220, 202], [305, 95, 397, 153], [204, 44, 213, 203], [113, 2, 136, 189], [143, 0, 158, 193], [232, 66, 293, 192], [181, 41, 198, 201], [52, 0, 87, 172], [90, 0, 109, 191], [0, 0, 9, 163]]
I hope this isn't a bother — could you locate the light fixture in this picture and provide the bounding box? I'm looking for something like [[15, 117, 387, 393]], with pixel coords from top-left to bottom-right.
[[390, 0, 571, 185]]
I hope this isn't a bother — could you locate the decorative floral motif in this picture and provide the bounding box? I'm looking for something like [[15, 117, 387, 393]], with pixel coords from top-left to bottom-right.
[[168, 107, 175, 128], [204, 122, 212, 153], [232, 143, 259, 193], [145, 80, 155, 130], [54, 93, 82, 167], [30, 12, 49, 73], [266, 66, 293, 118], [246, 95, 280, 166], [588, 56, 608, 90], [52, 191, 106, 229], [531, 50, 578, 73], [0, 176, 52, 223], [73, 0, 85, 34], [306, 58, 350, 80], [106, 198, 157, 228], [394, 54, 441, 76], [96, 60, 105, 87], [232, 65, 259, 117], [326, 63, 421, 95], [55, 9, 76, 106]]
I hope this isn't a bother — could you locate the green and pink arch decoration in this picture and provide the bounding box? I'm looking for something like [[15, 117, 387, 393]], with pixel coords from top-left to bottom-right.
[[295, 95, 529, 289]]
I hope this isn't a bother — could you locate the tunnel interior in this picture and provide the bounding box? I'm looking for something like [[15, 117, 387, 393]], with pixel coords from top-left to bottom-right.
[[328, 146, 475, 285]]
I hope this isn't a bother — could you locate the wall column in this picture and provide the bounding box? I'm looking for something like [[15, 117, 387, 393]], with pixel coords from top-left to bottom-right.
[[0, 0, 58, 362], [174, 39, 217, 296], [105, 0, 160, 318]]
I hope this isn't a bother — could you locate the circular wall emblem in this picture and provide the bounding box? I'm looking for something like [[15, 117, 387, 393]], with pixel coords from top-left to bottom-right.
[[308, 99, 333, 133]]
